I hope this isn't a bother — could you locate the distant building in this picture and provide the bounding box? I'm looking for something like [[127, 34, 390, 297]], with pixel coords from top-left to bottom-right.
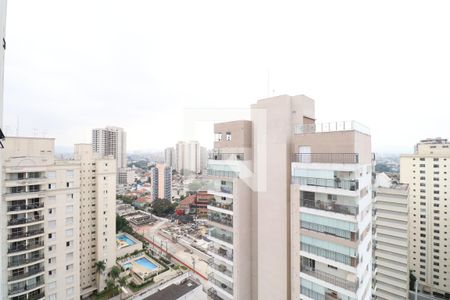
[[164, 147, 176, 169], [373, 173, 410, 300], [118, 167, 136, 185], [401, 138, 450, 298], [175, 141, 201, 175], [175, 191, 212, 218], [151, 163, 172, 201], [92, 126, 127, 185]]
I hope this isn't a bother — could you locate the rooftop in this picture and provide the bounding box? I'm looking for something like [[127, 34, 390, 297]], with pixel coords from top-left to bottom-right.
[[143, 279, 200, 300], [293, 120, 370, 135]]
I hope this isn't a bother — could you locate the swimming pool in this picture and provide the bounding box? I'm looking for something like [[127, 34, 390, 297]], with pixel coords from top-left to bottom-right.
[[123, 262, 132, 270], [117, 234, 136, 247], [135, 257, 157, 271]]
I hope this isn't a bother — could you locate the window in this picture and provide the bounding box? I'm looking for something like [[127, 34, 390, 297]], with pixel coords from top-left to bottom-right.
[[65, 229, 73, 237], [66, 287, 74, 297], [48, 257, 56, 264], [47, 171, 56, 179], [48, 220, 56, 229], [66, 252, 74, 261], [226, 132, 232, 141], [48, 183, 56, 190], [48, 269, 56, 277], [48, 233, 55, 240], [66, 205, 74, 215], [66, 170, 74, 178], [66, 275, 74, 285], [66, 182, 73, 188], [66, 217, 74, 226], [66, 264, 73, 271], [48, 294, 57, 300], [48, 281, 56, 290], [214, 132, 222, 142]]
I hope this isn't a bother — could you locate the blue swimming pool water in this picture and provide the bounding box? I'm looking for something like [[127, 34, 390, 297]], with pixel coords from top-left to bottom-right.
[[123, 262, 132, 270], [117, 234, 136, 246], [135, 257, 157, 271]]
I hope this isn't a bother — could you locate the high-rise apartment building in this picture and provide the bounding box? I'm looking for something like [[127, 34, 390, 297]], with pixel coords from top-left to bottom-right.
[[176, 141, 202, 175], [164, 147, 176, 170], [92, 126, 127, 186], [400, 138, 450, 298], [74, 144, 117, 297], [373, 173, 409, 300], [1, 137, 81, 300], [206, 95, 373, 300], [206, 120, 253, 300], [150, 163, 172, 201]]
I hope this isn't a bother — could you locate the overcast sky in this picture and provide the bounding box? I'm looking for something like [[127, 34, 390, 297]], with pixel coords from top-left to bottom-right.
[[4, 0, 450, 153]]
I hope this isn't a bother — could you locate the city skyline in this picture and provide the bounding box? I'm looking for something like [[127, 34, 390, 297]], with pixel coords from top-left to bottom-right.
[[3, 0, 450, 153]]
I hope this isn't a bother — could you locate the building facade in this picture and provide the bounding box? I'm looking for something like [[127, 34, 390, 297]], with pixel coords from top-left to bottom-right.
[[176, 141, 202, 175], [164, 147, 176, 170], [74, 144, 117, 297], [206, 120, 253, 300], [2, 137, 81, 300], [373, 174, 409, 300], [400, 138, 450, 298], [206, 95, 373, 300], [151, 163, 172, 201]]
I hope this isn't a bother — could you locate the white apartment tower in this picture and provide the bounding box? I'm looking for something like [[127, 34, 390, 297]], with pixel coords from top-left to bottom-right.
[[176, 141, 201, 175], [150, 163, 172, 201], [206, 95, 373, 300], [2, 137, 81, 300], [373, 173, 410, 300], [74, 144, 117, 297], [400, 138, 450, 298]]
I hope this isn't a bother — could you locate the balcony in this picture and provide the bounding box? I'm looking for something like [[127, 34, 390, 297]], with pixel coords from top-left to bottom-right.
[[301, 264, 358, 292], [208, 274, 233, 295], [8, 280, 45, 296], [208, 246, 233, 261], [207, 287, 225, 300], [8, 229, 45, 240], [301, 220, 357, 241], [8, 203, 44, 212], [209, 229, 233, 245], [209, 153, 244, 161], [6, 185, 42, 195], [292, 153, 359, 164], [7, 216, 44, 226], [207, 169, 238, 179], [209, 201, 233, 212], [208, 214, 233, 228], [301, 243, 358, 267], [292, 176, 358, 191], [8, 241, 45, 254], [301, 198, 358, 216], [210, 262, 233, 278], [8, 254, 45, 268], [28, 292, 45, 300], [8, 266, 45, 282]]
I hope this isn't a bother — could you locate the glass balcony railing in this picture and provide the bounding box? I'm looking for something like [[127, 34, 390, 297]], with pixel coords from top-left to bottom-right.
[[209, 229, 233, 244], [8, 266, 45, 282], [208, 246, 233, 261], [301, 220, 357, 241], [207, 287, 225, 300], [207, 169, 238, 178], [292, 153, 359, 164], [300, 264, 358, 292], [8, 279, 45, 296], [209, 201, 233, 212], [7, 203, 44, 212], [210, 262, 233, 278], [301, 198, 358, 216], [293, 176, 358, 191], [209, 153, 245, 161], [208, 215, 233, 228], [8, 254, 45, 268], [8, 229, 45, 240], [8, 216, 44, 226], [8, 241, 45, 254], [301, 243, 358, 267], [208, 273, 233, 295], [28, 292, 45, 300]]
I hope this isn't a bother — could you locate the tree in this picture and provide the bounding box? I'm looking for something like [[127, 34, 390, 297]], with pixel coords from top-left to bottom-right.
[[95, 260, 106, 274], [110, 266, 121, 280], [106, 278, 117, 294], [151, 199, 176, 217], [116, 215, 133, 233]]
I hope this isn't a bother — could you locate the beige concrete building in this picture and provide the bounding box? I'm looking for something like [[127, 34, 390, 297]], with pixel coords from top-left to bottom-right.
[[206, 95, 373, 300], [151, 163, 172, 201], [0, 0, 6, 296], [2, 137, 81, 300], [373, 174, 409, 300], [176, 141, 202, 175], [74, 144, 117, 297], [206, 120, 253, 300], [400, 138, 450, 298]]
